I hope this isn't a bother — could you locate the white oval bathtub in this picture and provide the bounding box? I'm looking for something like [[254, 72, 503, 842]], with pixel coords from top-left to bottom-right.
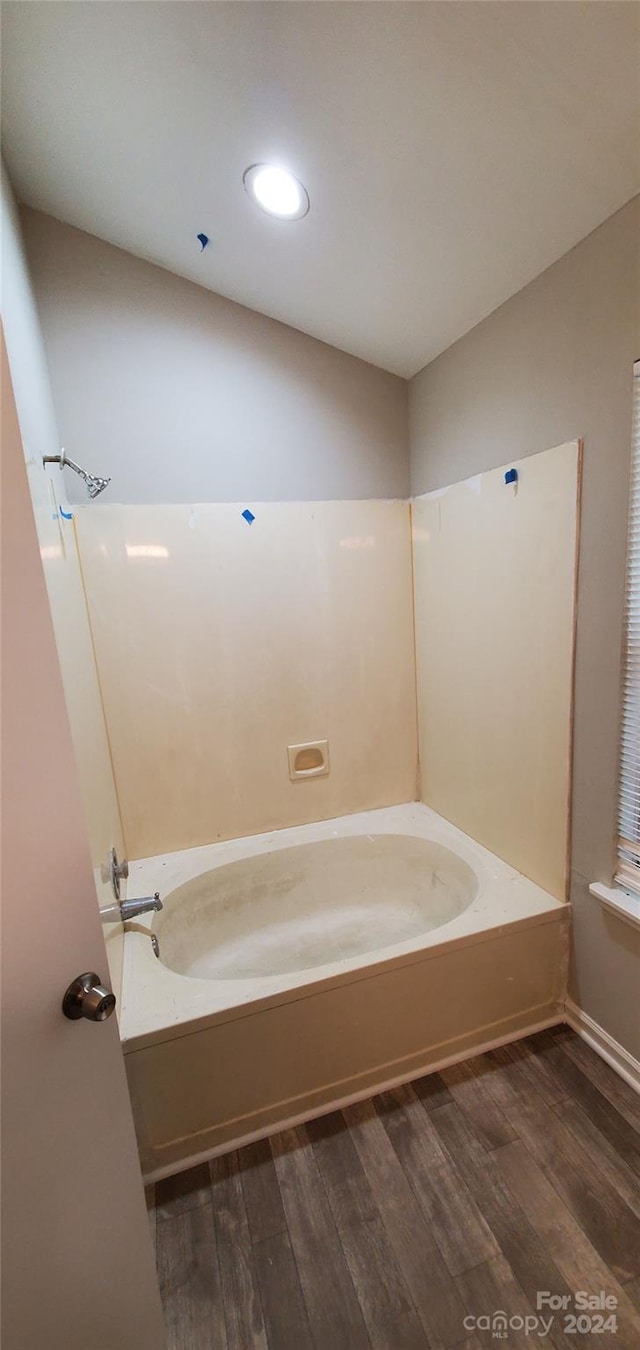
[[154, 834, 478, 981]]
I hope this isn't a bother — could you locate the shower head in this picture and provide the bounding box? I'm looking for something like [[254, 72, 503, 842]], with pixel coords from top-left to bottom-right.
[[83, 469, 112, 499], [43, 451, 111, 499]]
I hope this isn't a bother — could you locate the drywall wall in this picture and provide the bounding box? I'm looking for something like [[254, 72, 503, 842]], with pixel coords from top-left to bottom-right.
[[0, 166, 126, 999], [413, 442, 579, 900], [20, 209, 409, 505], [75, 500, 418, 858], [410, 196, 640, 1056]]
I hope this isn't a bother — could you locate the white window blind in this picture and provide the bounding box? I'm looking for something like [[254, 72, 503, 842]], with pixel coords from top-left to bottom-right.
[[617, 360, 640, 892]]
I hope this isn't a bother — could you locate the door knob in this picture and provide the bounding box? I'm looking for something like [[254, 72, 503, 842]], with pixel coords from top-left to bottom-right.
[[62, 972, 116, 1022]]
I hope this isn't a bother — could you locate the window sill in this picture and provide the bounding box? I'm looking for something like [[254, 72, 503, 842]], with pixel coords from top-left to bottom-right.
[[589, 881, 640, 932]]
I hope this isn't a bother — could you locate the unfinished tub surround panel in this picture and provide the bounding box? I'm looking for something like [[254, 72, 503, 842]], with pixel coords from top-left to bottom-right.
[[121, 803, 567, 1177], [75, 500, 418, 858], [412, 441, 580, 901]]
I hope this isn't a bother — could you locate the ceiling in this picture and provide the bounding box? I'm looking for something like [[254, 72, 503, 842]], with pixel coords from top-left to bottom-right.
[[2, 2, 639, 378]]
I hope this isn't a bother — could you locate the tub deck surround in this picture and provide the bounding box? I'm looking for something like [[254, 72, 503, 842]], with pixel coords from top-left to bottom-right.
[[121, 803, 566, 1049], [122, 804, 568, 1177]]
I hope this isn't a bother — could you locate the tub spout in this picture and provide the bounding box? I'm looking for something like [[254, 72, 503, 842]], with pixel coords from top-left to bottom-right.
[[100, 892, 163, 923], [119, 892, 163, 921]]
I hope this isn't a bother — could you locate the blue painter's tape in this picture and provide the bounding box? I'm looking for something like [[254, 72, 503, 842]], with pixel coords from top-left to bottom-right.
[[59, 505, 74, 520], [197, 233, 209, 251], [241, 508, 255, 525], [504, 468, 518, 485]]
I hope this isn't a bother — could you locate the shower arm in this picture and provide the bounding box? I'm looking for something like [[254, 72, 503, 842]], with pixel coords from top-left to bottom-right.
[[42, 450, 111, 499]]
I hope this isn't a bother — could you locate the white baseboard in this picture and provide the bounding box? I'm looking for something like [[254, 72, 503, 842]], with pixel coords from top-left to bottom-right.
[[564, 999, 640, 1095]]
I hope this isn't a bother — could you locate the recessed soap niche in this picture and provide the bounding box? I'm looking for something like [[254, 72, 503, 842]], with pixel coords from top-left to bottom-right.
[[288, 740, 330, 781]]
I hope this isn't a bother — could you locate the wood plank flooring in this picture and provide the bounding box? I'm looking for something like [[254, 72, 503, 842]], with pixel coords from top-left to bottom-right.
[[148, 1027, 640, 1349]]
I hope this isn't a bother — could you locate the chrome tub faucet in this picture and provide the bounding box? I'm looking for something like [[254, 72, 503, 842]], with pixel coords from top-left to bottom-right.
[[120, 892, 163, 921], [99, 892, 163, 923]]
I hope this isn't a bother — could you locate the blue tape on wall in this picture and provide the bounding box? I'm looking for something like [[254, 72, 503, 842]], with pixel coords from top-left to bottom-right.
[[59, 505, 73, 520], [504, 468, 518, 485], [196, 233, 209, 251], [241, 508, 255, 525]]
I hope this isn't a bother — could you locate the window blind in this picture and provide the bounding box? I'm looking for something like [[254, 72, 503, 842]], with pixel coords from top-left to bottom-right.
[[617, 360, 640, 892]]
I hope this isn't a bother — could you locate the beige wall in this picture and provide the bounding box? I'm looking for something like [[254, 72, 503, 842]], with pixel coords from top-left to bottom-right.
[[410, 197, 640, 1056], [1, 167, 126, 998], [76, 500, 418, 859], [21, 209, 409, 506], [412, 442, 579, 901]]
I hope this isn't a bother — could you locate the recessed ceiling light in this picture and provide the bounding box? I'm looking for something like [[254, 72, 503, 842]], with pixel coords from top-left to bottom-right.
[[243, 164, 310, 220]]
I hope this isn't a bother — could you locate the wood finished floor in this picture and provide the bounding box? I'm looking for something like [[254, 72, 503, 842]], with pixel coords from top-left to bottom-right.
[[146, 1027, 640, 1349]]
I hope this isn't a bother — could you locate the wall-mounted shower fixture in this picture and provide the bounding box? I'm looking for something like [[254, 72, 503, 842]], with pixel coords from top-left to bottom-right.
[[42, 449, 111, 499], [109, 847, 129, 900]]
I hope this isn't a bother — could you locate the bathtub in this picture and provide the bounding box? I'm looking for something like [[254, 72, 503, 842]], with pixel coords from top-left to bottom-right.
[[121, 802, 568, 1179]]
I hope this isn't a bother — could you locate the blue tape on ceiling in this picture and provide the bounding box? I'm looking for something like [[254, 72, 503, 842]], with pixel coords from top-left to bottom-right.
[[197, 233, 209, 251], [241, 509, 255, 525]]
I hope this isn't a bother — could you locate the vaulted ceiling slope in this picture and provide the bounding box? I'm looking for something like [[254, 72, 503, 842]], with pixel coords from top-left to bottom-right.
[[2, 2, 638, 377]]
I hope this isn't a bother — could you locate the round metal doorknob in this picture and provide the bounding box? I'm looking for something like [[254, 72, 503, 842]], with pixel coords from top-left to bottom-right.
[[62, 972, 116, 1022]]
